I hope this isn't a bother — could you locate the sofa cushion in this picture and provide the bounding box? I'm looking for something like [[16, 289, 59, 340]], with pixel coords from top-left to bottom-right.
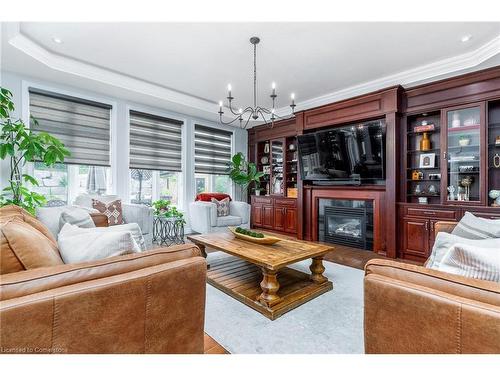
[[89, 223, 145, 251], [59, 206, 96, 230], [57, 223, 140, 264], [2, 204, 57, 245], [36, 205, 98, 237], [0, 218, 63, 275], [427, 232, 500, 269], [437, 243, 500, 282], [195, 193, 232, 202], [452, 212, 500, 239], [92, 199, 124, 225], [216, 215, 242, 227]]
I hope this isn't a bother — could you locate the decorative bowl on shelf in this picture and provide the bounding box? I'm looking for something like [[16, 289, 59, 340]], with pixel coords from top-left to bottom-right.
[[228, 227, 281, 245]]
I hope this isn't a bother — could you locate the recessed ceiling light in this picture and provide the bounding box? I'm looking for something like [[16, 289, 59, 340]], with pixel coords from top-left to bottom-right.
[[461, 35, 472, 43], [52, 37, 63, 44]]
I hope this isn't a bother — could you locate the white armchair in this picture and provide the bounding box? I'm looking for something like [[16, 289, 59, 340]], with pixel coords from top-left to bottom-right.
[[189, 200, 251, 234], [73, 194, 154, 247]]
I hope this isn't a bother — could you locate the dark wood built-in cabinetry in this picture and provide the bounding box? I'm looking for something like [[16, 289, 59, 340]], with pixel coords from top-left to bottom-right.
[[248, 66, 500, 262]]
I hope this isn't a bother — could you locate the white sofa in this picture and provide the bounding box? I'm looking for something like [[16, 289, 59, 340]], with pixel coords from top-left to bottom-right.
[[73, 194, 154, 248], [189, 200, 251, 234]]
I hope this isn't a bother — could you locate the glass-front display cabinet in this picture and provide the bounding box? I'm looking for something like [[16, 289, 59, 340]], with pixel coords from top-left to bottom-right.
[[442, 103, 486, 205], [270, 140, 284, 195]]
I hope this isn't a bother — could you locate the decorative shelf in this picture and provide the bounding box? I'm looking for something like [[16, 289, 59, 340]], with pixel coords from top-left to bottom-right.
[[448, 124, 480, 132]]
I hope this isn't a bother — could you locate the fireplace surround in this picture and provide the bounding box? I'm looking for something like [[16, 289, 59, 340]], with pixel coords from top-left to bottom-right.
[[319, 199, 374, 250]]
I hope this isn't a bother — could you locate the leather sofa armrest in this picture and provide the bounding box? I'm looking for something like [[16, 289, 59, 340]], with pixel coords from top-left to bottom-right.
[[364, 259, 500, 353], [90, 212, 109, 227], [434, 221, 458, 234], [0, 244, 202, 301], [0, 257, 206, 353]]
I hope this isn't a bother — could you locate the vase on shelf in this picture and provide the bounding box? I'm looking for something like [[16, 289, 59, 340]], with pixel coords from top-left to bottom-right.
[[420, 132, 431, 151]]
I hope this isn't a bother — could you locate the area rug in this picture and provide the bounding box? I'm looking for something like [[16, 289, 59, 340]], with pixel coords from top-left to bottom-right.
[[204, 252, 365, 354]]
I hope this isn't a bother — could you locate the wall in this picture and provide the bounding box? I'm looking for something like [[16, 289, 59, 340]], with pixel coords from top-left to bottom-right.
[[0, 71, 248, 220]]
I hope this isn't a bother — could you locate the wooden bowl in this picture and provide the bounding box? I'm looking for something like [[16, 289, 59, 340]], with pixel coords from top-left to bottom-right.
[[228, 227, 281, 245]]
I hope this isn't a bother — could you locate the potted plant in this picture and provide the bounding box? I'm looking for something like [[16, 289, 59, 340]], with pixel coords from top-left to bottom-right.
[[152, 199, 185, 223], [459, 135, 470, 146], [0, 87, 70, 214], [227, 152, 264, 197]]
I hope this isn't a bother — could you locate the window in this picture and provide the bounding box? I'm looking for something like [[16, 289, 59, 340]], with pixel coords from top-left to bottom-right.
[[129, 111, 183, 207], [33, 163, 111, 205], [130, 169, 181, 206], [194, 124, 233, 196], [195, 173, 230, 195], [28, 88, 112, 205]]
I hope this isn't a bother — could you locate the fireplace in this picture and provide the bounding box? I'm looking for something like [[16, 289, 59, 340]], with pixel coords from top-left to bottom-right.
[[318, 199, 373, 250]]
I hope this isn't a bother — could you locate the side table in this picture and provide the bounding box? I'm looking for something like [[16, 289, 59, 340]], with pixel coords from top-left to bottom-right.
[[153, 216, 185, 246]]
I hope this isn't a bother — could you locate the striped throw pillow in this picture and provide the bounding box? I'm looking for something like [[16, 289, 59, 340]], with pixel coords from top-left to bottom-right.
[[451, 212, 500, 239], [438, 243, 500, 282]]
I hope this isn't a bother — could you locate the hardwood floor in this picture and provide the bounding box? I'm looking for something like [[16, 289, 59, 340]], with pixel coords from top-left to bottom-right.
[[204, 333, 229, 354]]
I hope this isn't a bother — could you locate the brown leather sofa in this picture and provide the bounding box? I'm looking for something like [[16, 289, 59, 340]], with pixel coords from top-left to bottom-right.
[[1, 208, 207, 354], [364, 221, 500, 354]]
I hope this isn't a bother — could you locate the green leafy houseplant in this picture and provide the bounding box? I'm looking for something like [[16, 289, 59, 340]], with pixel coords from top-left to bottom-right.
[[0, 87, 70, 214], [152, 199, 185, 223], [227, 152, 264, 196]]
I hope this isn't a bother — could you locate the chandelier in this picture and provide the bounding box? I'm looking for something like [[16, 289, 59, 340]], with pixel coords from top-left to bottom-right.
[[218, 36, 296, 129]]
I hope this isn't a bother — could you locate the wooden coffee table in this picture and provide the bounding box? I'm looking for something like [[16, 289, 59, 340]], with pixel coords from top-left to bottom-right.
[[187, 232, 334, 320]]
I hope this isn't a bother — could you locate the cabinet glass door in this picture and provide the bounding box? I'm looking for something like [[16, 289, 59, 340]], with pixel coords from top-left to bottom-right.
[[271, 140, 284, 195], [444, 105, 483, 203]]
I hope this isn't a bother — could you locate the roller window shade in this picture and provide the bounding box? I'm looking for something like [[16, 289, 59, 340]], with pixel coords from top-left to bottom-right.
[[129, 110, 183, 171], [194, 124, 233, 175], [28, 88, 112, 167]]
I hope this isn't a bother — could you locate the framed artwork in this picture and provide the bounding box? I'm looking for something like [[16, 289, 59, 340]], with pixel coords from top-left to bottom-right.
[[419, 153, 436, 169]]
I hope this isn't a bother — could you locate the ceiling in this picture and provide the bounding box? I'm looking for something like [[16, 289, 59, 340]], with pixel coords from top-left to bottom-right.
[[1, 22, 500, 124]]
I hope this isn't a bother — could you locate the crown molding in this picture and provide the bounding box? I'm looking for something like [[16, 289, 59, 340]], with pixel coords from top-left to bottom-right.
[[275, 33, 500, 116], [5, 23, 500, 122]]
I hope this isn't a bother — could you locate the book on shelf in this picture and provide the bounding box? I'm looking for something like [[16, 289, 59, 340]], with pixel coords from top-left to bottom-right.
[[413, 124, 435, 133]]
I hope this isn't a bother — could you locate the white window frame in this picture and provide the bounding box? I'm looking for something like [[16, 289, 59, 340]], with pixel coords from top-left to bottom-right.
[[21, 80, 117, 204]]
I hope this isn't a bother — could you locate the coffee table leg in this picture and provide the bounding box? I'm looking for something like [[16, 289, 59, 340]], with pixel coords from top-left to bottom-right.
[[258, 269, 281, 307], [310, 257, 327, 284], [196, 243, 210, 269]]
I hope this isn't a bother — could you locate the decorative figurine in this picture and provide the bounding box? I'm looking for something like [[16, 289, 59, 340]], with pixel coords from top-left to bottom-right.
[[460, 176, 474, 201], [414, 184, 422, 195], [428, 184, 437, 195], [494, 153, 500, 169], [489, 190, 500, 207], [447, 185, 456, 201]]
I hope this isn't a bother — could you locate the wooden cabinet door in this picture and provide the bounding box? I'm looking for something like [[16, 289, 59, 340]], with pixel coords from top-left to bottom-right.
[[403, 218, 430, 258], [274, 207, 285, 231], [284, 208, 297, 234], [252, 205, 263, 227], [262, 205, 274, 229]]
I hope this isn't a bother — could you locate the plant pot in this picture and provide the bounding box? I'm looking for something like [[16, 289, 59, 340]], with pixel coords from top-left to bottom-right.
[[459, 138, 470, 146], [255, 190, 261, 196]]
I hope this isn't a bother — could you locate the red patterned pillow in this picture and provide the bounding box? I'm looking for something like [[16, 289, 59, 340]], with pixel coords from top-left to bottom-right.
[[92, 199, 123, 226], [195, 193, 232, 202]]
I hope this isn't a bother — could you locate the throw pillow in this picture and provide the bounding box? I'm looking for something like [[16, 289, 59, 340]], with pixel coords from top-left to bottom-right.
[[1, 219, 63, 275], [89, 223, 145, 251], [2, 204, 57, 245], [426, 232, 500, 269], [438, 243, 500, 282], [57, 223, 140, 264], [211, 197, 230, 217], [92, 199, 124, 225], [451, 212, 500, 239], [196, 193, 232, 202], [59, 207, 96, 230]]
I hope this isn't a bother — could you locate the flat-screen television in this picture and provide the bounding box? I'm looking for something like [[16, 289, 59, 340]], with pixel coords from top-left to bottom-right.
[[297, 120, 386, 185]]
